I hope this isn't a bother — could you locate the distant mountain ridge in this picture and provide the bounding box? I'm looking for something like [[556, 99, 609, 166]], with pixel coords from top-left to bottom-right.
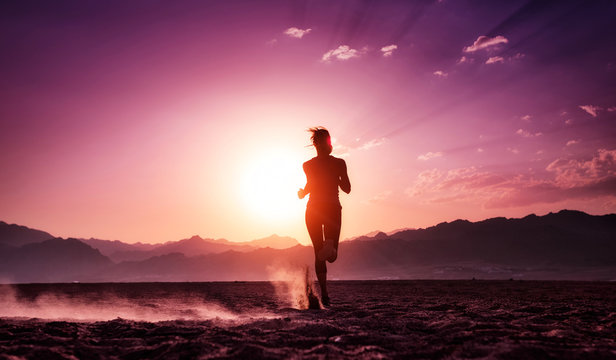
[[0, 210, 614, 282], [80, 238, 158, 257], [0, 238, 111, 283], [0, 221, 300, 262], [386, 210, 615, 266], [0, 221, 54, 247], [82, 234, 300, 262], [344, 227, 414, 242]]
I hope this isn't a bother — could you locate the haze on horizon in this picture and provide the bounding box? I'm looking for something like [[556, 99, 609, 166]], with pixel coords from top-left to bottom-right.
[[1, 0, 615, 245]]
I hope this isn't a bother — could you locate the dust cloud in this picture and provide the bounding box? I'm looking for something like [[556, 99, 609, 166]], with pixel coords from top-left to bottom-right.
[[0, 284, 268, 322], [267, 264, 321, 309]]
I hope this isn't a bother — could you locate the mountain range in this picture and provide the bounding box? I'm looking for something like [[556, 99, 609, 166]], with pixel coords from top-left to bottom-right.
[[81, 234, 299, 262], [0, 210, 614, 282]]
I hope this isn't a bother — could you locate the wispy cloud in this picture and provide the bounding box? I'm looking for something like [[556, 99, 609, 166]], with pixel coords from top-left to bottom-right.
[[322, 45, 361, 62], [283, 27, 312, 39], [333, 137, 386, 157], [406, 149, 616, 209], [433, 70, 448, 78], [608, 106, 616, 112], [516, 129, 542, 138], [566, 140, 579, 146], [405, 149, 616, 208], [365, 190, 393, 204], [579, 105, 601, 117], [457, 56, 472, 64], [380, 44, 398, 57], [359, 137, 386, 150], [521, 114, 532, 121], [405, 167, 507, 200], [417, 151, 443, 161], [508, 147, 520, 154], [486, 56, 504, 64], [546, 149, 616, 188], [463, 35, 508, 53], [405, 169, 443, 196]]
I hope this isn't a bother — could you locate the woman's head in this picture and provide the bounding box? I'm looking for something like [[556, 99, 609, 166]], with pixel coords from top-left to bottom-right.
[[309, 127, 332, 156]]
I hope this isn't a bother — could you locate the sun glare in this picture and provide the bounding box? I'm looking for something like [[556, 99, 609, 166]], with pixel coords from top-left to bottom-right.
[[239, 149, 306, 221]]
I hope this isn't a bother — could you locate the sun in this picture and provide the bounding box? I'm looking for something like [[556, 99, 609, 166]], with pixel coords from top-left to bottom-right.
[[239, 149, 306, 221]]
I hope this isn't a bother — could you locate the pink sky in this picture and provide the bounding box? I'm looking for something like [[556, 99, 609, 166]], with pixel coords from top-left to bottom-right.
[[1, 1, 615, 244]]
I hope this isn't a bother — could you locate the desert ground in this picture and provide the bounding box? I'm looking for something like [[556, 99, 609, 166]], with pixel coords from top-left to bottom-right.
[[1, 280, 615, 359]]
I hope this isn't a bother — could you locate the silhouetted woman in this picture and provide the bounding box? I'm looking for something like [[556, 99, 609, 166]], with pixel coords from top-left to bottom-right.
[[298, 127, 351, 306]]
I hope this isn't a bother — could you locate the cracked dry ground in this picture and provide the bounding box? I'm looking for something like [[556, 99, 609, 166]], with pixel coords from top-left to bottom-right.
[[1, 281, 615, 359]]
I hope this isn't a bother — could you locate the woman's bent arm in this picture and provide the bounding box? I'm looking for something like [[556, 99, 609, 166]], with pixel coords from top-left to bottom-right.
[[339, 160, 351, 194], [298, 163, 312, 199]]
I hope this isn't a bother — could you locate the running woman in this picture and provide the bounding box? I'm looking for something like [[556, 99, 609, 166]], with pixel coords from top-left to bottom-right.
[[298, 127, 351, 306]]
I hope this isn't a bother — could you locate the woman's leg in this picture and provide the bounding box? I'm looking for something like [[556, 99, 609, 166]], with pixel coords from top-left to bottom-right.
[[306, 208, 328, 299], [323, 206, 342, 257]]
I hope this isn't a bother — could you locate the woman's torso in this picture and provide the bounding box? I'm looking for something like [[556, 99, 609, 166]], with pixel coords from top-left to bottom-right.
[[304, 155, 343, 207]]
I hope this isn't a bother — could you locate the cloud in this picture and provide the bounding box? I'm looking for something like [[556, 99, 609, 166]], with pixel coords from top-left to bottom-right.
[[438, 167, 508, 191], [359, 137, 386, 150], [579, 105, 601, 117], [508, 147, 519, 154], [406, 149, 616, 208], [332, 140, 351, 157], [566, 140, 579, 146], [457, 56, 472, 64], [513, 53, 525, 60], [485, 178, 616, 209], [546, 149, 616, 188], [366, 190, 393, 204], [608, 107, 616, 112], [380, 44, 398, 57], [405, 169, 443, 196], [322, 45, 361, 62], [333, 137, 386, 157], [405, 167, 508, 200], [463, 35, 508, 53], [433, 70, 448, 78], [516, 129, 542, 138], [488, 149, 616, 208], [521, 114, 532, 121], [486, 56, 505, 64], [417, 151, 443, 161], [284, 27, 312, 39]]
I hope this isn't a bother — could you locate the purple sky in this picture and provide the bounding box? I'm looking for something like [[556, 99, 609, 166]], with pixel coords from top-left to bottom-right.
[[1, 0, 615, 244]]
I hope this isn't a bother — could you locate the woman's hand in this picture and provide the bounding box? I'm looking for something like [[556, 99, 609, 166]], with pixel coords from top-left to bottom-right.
[[298, 188, 307, 199]]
